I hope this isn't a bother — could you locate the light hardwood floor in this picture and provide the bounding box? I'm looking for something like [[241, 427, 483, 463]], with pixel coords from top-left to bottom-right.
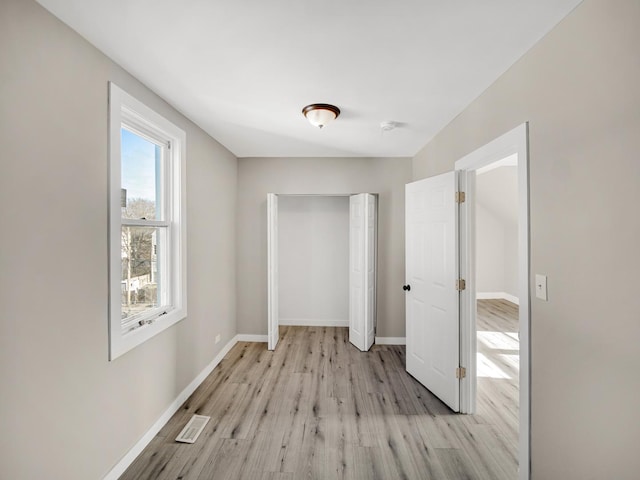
[[476, 299, 520, 454], [120, 299, 518, 480]]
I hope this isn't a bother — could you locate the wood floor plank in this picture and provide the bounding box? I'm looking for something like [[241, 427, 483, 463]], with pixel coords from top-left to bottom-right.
[[194, 438, 250, 480], [412, 415, 459, 450], [118, 437, 177, 480], [119, 305, 518, 480], [166, 437, 226, 480], [435, 447, 484, 480]]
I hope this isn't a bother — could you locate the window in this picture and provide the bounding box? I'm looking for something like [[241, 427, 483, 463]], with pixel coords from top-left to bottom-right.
[[108, 82, 186, 360]]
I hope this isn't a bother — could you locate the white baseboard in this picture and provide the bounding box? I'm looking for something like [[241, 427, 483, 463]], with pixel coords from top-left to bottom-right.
[[476, 291, 519, 305], [103, 334, 239, 480], [279, 318, 349, 327], [236, 334, 268, 342], [375, 336, 406, 345]]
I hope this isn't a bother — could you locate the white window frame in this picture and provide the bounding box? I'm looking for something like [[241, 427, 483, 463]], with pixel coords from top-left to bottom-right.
[[108, 82, 187, 360]]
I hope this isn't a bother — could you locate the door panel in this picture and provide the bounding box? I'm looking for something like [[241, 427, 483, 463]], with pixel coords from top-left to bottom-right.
[[365, 194, 376, 350], [267, 193, 279, 350], [349, 196, 364, 349], [349, 194, 376, 351], [405, 173, 460, 411]]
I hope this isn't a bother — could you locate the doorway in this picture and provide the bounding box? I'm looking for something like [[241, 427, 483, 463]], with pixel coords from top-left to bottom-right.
[[475, 155, 520, 471], [403, 123, 529, 479], [456, 123, 530, 480], [267, 193, 378, 352]]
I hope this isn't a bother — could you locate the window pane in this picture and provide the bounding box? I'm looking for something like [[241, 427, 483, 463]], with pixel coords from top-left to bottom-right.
[[121, 128, 162, 220], [121, 226, 164, 325]]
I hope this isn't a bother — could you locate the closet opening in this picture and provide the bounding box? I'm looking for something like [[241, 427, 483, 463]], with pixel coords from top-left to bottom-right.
[[267, 194, 378, 352], [278, 195, 350, 328]]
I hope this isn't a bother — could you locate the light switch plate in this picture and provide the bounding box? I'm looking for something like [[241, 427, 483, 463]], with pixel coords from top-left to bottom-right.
[[535, 274, 548, 301]]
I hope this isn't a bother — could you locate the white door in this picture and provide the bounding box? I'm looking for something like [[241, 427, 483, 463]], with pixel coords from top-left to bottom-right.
[[267, 193, 279, 350], [349, 194, 376, 351], [405, 172, 460, 411]]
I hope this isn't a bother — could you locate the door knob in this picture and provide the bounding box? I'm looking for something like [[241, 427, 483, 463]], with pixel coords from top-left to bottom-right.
[[403, 285, 411, 291]]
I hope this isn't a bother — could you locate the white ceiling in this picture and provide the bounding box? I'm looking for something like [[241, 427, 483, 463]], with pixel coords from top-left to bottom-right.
[[36, 0, 582, 158]]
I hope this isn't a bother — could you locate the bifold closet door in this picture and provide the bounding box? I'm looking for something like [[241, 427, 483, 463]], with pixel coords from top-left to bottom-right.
[[267, 193, 279, 350], [349, 194, 376, 352]]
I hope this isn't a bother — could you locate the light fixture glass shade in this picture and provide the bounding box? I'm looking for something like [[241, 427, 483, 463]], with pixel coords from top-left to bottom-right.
[[302, 104, 340, 128], [305, 108, 337, 128]]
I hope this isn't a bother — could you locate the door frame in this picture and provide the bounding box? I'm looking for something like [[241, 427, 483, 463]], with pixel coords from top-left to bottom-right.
[[266, 193, 378, 350], [455, 123, 530, 480]]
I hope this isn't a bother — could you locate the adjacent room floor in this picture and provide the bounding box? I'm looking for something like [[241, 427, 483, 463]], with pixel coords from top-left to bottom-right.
[[121, 299, 519, 480], [476, 299, 520, 456]]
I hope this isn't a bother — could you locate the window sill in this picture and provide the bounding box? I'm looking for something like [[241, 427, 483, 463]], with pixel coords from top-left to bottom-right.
[[109, 307, 187, 360]]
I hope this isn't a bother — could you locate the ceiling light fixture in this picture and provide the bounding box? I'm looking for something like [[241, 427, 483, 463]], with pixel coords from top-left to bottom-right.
[[302, 103, 340, 129]]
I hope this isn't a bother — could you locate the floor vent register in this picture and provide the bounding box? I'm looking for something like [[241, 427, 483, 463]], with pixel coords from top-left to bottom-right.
[[175, 415, 210, 444]]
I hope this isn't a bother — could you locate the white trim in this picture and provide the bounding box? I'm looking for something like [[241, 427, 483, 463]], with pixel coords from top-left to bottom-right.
[[103, 335, 238, 480], [455, 122, 530, 480], [375, 337, 406, 345], [237, 334, 268, 343], [279, 318, 349, 327], [475, 153, 518, 175], [455, 126, 524, 170], [120, 219, 170, 228], [457, 169, 476, 413], [108, 82, 187, 360], [476, 292, 520, 305]]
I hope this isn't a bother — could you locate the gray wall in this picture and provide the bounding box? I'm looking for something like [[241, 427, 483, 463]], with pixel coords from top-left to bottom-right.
[[237, 157, 412, 338], [0, 1, 238, 478], [413, 0, 640, 478], [503, 220, 518, 299], [476, 166, 519, 298], [476, 203, 506, 293], [279, 196, 350, 323]]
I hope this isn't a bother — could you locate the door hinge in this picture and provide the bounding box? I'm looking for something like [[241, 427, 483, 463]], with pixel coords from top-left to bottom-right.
[[455, 191, 466, 203], [456, 279, 466, 291], [167, 140, 172, 149], [456, 367, 466, 379]]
